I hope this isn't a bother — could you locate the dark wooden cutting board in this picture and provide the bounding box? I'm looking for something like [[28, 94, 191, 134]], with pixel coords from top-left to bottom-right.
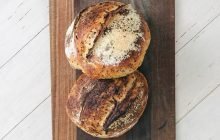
[[49, 0, 175, 140]]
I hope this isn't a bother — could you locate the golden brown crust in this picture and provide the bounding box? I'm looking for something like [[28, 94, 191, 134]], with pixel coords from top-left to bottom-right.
[[66, 71, 148, 138], [65, 1, 151, 79]]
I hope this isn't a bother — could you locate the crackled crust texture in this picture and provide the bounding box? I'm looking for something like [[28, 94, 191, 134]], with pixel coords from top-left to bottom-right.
[[65, 1, 151, 79], [66, 71, 148, 138]]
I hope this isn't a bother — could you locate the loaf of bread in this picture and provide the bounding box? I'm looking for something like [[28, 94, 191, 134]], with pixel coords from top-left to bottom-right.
[[65, 1, 151, 79], [66, 71, 148, 138]]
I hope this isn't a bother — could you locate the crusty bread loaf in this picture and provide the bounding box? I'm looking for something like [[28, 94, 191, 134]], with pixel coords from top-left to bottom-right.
[[65, 1, 151, 79], [66, 71, 148, 138]]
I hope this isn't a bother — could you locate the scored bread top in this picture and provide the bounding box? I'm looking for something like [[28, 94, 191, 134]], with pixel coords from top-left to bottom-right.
[[89, 4, 143, 65], [65, 1, 151, 79], [66, 71, 148, 138]]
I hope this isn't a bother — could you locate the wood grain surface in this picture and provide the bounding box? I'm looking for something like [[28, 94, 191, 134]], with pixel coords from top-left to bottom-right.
[[49, 0, 175, 140]]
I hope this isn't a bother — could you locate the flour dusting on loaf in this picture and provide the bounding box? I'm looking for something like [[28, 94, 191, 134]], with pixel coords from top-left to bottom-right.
[[65, 19, 76, 59], [93, 4, 143, 65]]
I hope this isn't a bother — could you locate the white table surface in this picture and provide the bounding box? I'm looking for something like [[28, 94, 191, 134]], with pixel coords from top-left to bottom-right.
[[0, 0, 220, 139]]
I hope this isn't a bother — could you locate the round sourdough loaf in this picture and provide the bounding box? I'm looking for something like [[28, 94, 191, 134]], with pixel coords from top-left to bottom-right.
[[65, 1, 151, 79], [66, 71, 148, 138]]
